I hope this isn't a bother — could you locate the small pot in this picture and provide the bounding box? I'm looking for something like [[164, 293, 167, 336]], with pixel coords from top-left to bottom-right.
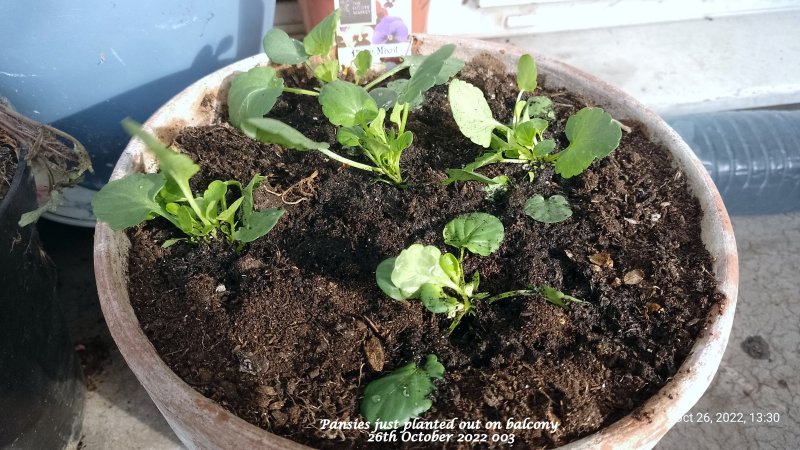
[[0, 147, 85, 450], [94, 35, 738, 449]]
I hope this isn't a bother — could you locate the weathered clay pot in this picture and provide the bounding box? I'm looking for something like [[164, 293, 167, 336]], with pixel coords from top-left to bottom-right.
[[94, 35, 738, 449]]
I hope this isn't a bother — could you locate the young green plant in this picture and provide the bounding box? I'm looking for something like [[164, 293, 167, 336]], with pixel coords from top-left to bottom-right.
[[246, 45, 461, 185], [92, 119, 284, 247], [376, 212, 587, 331], [445, 54, 622, 185], [227, 8, 465, 184], [360, 354, 444, 430]]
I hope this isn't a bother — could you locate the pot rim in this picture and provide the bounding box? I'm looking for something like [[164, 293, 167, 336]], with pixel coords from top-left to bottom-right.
[[94, 34, 738, 449]]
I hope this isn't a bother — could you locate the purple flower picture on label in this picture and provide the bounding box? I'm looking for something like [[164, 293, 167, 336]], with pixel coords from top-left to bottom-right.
[[373, 16, 408, 44]]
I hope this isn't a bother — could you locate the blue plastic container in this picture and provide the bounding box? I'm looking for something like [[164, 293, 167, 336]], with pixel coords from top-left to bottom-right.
[[667, 110, 800, 215], [0, 0, 276, 191]]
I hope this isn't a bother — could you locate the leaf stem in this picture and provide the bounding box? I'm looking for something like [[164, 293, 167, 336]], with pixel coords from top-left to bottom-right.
[[486, 289, 538, 303], [364, 62, 410, 91], [283, 87, 319, 96], [316, 148, 381, 173]]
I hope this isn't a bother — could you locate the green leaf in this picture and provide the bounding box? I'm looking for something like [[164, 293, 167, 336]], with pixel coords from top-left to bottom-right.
[[337, 126, 364, 147], [162, 238, 185, 248], [172, 203, 198, 235], [369, 88, 398, 110], [514, 118, 548, 147], [464, 151, 504, 171], [19, 190, 63, 227], [234, 208, 285, 243], [448, 79, 499, 147], [122, 119, 199, 203], [419, 284, 462, 317], [248, 118, 330, 151], [228, 67, 284, 138], [313, 59, 340, 83], [393, 131, 413, 153], [438, 252, 462, 285], [367, 109, 387, 140], [92, 173, 164, 230], [391, 244, 456, 296], [385, 80, 423, 108], [539, 285, 589, 308], [361, 355, 444, 429], [303, 9, 340, 56], [201, 180, 227, 219], [554, 107, 622, 178], [533, 138, 556, 157], [355, 50, 372, 77], [517, 54, 538, 93], [376, 257, 408, 301], [524, 194, 573, 223], [526, 96, 555, 121], [319, 80, 378, 127], [443, 212, 504, 256], [406, 54, 465, 85], [217, 197, 243, 223], [396, 44, 455, 105], [240, 175, 267, 223], [262, 28, 308, 64]]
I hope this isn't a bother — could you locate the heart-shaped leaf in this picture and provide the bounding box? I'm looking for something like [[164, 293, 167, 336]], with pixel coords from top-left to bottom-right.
[[443, 212, 504, 256], [554, 107, 622, 178], [361, 355, 445, 429], [524, 194, 573, 223]]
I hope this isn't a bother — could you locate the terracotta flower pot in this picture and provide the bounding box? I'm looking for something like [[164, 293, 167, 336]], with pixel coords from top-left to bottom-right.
[[94, 35, 738, 449]]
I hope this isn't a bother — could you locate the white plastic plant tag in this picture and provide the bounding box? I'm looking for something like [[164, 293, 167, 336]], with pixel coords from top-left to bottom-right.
[[334, 0, 414, 66]]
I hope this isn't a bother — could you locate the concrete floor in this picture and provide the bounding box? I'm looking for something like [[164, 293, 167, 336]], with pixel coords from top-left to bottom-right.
[[44, 211, 800, 449]]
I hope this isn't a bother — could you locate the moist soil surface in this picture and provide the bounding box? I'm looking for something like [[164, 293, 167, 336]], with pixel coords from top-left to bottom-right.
[[127, 55, 721, 448]]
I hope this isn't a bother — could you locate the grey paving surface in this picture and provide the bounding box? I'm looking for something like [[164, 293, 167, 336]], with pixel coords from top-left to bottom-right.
[[41, 223, 181, 450], [657, 213, 800, 450]]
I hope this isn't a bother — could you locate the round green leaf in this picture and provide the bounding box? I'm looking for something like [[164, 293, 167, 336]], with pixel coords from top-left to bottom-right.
[[262, 28, 308, 64], [554, 107, 622, 178], [443, 212, 504, 256], [91, 173, 164, 230], [227, 67, 284, 137], [391, 244, 454, 295], [524, 194, 573, 223], [376, 257, 407, 301], [360, 355, 444, 429], [319, 80, 378, 127]]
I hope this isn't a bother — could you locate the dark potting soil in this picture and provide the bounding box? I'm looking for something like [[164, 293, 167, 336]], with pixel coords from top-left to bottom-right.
[[127, 55, 721, 449]]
